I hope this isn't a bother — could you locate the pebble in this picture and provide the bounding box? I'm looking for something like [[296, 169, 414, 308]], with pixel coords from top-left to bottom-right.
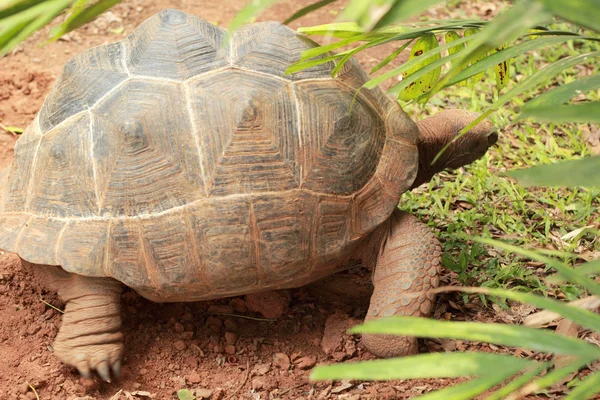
[[224, 331, 237, 345], [272, 352, 290, 370], [224, 344, 236, 355], [295, 355, 317, 370], [174, 340, 186, 351]]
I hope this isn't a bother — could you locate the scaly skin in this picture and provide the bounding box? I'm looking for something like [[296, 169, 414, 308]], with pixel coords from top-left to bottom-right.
[[31, 265, 123, 382], [359, 210, 442, 357]]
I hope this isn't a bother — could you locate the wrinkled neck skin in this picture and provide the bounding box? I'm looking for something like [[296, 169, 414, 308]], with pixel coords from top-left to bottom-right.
[[410, 110, 495, 190]]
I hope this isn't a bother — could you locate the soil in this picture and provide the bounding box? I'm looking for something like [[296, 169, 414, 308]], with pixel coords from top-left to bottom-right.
[[0, 1, 563, 399]]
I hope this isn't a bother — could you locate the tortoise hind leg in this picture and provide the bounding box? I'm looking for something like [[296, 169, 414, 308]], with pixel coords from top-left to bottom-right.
[[31, 264, 123, 382], [361, 210, 441, 357]]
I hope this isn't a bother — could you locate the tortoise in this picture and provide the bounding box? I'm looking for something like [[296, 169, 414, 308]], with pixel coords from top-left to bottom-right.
[[0, 9, 496, 381]]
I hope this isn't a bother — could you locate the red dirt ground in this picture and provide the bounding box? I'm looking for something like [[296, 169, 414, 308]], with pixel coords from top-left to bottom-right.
[[0, 1, 561, 399]]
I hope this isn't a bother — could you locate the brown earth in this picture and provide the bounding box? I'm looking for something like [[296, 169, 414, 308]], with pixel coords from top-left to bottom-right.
[[0, 1, 560, 399]]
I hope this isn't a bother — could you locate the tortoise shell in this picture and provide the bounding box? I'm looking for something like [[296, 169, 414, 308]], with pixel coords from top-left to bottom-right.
[[0, 9, 419, 301]]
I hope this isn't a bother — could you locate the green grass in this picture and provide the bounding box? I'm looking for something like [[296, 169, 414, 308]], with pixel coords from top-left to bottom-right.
[[399, 28, 600, 301]]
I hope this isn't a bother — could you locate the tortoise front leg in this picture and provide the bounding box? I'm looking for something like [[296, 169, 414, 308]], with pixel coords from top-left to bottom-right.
[[361, 210, 442, 357], [31, 265, 124, 381]]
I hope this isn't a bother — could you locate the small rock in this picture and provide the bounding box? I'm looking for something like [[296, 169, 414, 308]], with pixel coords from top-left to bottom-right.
[[252, 363, 271, 375], [321, 311, 360, 355], [272, 352, 290, 369], [194, 388, 213, 399], [229, 298, 247, 313], [224, 344, 236, 355], [174, 340, 187, 351], [132, 382, 142, 389], [251, 376, 278, 391], [188, 371, 202, 384], [245, 291, 290, 319], [224, 331, 237, 345], [295, 355, 317, 370], [139, 368, 148, 375], [18, 382, 29, 394], [174, 323, 185, 333]]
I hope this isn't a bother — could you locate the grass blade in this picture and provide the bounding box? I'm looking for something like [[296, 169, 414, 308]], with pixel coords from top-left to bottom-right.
[[0, 0, 46, 19], [506, 358, 593, 400], [369, 39, 413, 74], [228, 0, 278, 32], [518, 103, 600, 124], [437, 286, 600, 337], [472, 237, 600, 297], [310, 352, 536, 381], [49, 0, 121, 40], [521, 75, 600, 110], [540, 0, 600, 32], [548, 259, 600, 284], [283, 0, 338, 25], [446, 36, 573, 86], [351, 317, 600, 358], [564, 369, 600, 400], [373, 0, 445, 30], [429, 0, 552, 100], [434, 50, 600, 160], [507, 156, 600, 189], [487, 362, 550, 400], [415, 369, 530, 400]]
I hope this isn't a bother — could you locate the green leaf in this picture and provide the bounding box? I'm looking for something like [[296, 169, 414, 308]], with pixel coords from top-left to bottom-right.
[[0, 0, 73, 56], [472, 237, 600, 297], [430, 0, 552, 100], [441, 50, 600, 148], [283, 0, 338, 25], [444, 31, 464, 67], [0, 0, 46, 19], [228, 0, 279, 32], [492, 45, 510, 91], [522, 75, 600, 111], [369, 39, 413, 74], [443, 286, 600, 337], [507, 156, 600, 189], [310, 352, 536, 381], [464, 28, 486, 83], [4, 126, 23, 133], [518, 103, 600, 124], [547, 259, 600, 284], [564, 369, 600, 399], [177, 389, 195, 400], [447, 36, 572, 86], [364, 30, 479, 90], [398, 32, 441, 100], [372, 0, 445, 30], [351, 317, 600, 358], [540, 0, 600, 32], [297, 22, 368, 37], [390, 51, 461, 98], [49, 0, 121, 41], [486, 363, 550, 400], [415, 369, 532, 400]]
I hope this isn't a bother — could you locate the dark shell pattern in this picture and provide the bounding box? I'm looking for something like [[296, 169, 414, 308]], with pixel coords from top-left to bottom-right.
[[0, 9, 419, 301]]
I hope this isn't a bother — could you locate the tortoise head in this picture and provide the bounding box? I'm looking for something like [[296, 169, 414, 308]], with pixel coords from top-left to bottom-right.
[[411, 109, 497, 189]]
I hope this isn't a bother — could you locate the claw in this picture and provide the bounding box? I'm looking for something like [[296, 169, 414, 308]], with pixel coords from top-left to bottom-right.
[[75, 354, 91, 379], [111, 359, 121, 378], [76, 365, 91, 379], [97, 360, 111, 383]]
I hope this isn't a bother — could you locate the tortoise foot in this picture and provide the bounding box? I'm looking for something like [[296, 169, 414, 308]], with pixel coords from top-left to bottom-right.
[[31, 265, 124, 381], [362, 210, 441, 358], [54, 327, 124, 382]]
